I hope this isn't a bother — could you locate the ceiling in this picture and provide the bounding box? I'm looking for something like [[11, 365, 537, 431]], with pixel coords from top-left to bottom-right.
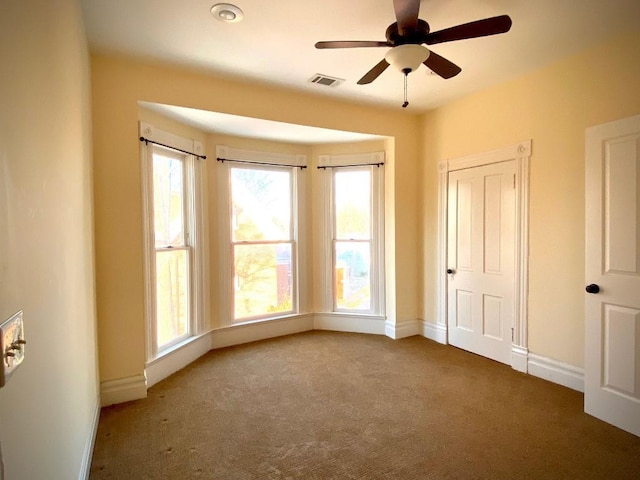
[[139, 101, 387, 144], [82, 1, 639, 142]]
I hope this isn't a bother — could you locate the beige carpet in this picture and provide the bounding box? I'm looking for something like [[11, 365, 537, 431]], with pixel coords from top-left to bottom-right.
[[90, 331, 640, 479]]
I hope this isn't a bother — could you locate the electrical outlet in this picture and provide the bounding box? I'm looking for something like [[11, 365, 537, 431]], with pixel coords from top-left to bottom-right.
[[0, 311, 25, 388]]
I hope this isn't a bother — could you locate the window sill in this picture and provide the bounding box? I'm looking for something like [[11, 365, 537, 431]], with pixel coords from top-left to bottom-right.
[[317, 311, 386, 321], [147, 332, 209, 367], [145, 332, 213, 388], [226, 312, 313, 329]]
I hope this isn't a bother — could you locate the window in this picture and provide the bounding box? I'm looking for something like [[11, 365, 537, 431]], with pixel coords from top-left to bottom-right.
[[229, 165, 296, 320], [216, 144, 307, 325], [152, 148, 191, 348], [141, 122, 206, 359], [333, 168, 373, 311], [320, 152, 385, 317]]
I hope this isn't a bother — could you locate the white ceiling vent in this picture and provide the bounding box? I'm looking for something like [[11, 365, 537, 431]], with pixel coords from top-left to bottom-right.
[[308, 74, 344, 88]]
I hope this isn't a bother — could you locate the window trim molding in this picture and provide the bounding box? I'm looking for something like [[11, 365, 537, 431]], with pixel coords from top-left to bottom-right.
[[141, 122, 205, 158], [318, 151, 385, 168], [216, 145, 306, 167], [139, 121, 207, 362]]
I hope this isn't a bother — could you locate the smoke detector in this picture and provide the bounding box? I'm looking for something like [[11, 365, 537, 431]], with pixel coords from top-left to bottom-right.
[[211, 3, 243, 23]]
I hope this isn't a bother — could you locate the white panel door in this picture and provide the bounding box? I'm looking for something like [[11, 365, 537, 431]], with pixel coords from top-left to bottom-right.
[[447, 160, 515, 364], [585, 114, 640, 436]]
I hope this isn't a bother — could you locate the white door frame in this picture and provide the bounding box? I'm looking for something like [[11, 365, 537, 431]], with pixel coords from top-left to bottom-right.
[[436, 140, 531, 372]]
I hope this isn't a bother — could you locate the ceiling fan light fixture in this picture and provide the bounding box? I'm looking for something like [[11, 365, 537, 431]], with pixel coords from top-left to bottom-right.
[[211, 3, 244, 23], [385, 44, 430, 73]]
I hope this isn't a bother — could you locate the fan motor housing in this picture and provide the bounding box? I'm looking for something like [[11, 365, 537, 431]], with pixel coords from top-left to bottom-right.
[[386, 19, 430, 46]]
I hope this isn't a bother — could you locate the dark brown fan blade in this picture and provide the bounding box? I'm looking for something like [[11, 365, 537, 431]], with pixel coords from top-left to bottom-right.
[[357, 59, 390, 85], [425, 15, 512, 45], [393, 0, 420, 35], [423, 51, 461, 79], [315, 40, 389, 49]]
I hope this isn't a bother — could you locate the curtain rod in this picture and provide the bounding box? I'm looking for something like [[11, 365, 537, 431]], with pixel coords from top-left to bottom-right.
[[216, 158, 307, 169], [317, 162, 384, 169], [139, 137, 207, 160]]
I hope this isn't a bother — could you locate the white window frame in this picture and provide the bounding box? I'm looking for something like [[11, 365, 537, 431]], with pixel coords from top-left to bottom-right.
[[318, 152, 385, 317], [216, 145, 307, 326], [140, 121, 207, 361]]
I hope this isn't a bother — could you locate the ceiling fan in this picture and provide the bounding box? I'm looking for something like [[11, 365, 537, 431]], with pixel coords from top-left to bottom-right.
[[315, 0, 512, 107]]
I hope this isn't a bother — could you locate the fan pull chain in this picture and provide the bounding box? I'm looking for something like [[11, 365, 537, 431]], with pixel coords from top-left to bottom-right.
[[402, 69, 410, 108]]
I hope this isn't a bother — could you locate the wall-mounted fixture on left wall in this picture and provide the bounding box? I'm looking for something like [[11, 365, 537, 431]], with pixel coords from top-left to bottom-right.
[[0, 311, 26, 388]]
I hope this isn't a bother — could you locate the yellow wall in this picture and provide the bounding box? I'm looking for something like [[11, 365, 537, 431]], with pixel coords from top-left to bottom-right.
[[419, 30, 640, 366], [0, 0, 98, 478], [93, 54, 420, 384]]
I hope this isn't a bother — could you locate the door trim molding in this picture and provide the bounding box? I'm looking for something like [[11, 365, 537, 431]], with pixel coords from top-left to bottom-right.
[[437, 140, 531, 372]]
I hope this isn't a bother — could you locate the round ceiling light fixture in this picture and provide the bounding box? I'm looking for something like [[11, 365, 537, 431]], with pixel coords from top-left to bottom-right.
[[384, 44, 430, 74], [210, 3, 244, 23], [383, 44, 431, 109]]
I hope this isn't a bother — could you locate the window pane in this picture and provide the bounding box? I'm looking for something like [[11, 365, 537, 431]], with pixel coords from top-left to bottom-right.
[[335, 170, 371, 240], [335, 241, 371, 311], [234, 243, 293, 319], [155, 249, 189, 347], [231, 167, 291, 242], [153, 152, 185, 246]]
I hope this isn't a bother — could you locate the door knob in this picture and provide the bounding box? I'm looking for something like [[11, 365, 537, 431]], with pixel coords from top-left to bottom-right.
[[447, 268, 455, 274], [585, 284, 600, 294]]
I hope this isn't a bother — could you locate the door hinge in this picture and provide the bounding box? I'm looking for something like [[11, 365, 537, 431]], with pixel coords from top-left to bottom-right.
[[511, 327, 514, 341], [513, 174, 516, 189]]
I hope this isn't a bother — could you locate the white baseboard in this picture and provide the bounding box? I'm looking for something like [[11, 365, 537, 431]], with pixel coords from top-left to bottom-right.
[[313, 313, 386, 335], [528, 353, 584, 392], [385, 318, 420, 339], [100, 374, 147, 407], [415, 323, 582, 392], [146, 333, 212, 388], [511, 345, 529, 373], [420, 320, 447, 344], [211, 314, 314, 350], [79, 399, 101, 480]]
